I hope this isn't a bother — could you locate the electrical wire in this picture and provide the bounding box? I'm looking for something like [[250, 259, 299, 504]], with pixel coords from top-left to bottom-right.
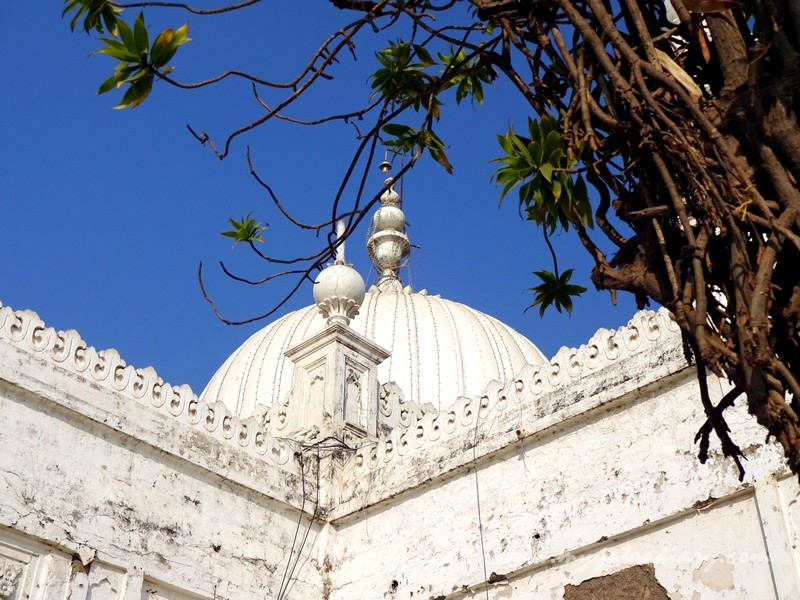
[[472, 407, 491, 600], [276, 435, 355, 599], [276, 453, 308, 600], [279, 448, 321, 598]]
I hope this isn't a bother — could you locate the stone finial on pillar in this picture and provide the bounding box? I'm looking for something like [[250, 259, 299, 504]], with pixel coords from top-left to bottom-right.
[[313, 220, 366, 326], [283, 218, 388, 441]]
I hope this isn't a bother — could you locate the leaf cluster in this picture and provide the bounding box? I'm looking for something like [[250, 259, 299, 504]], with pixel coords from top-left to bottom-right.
[[221, 212, 268, 247], [381, 123, 452, 174], [65, 3, 190, 109], [63, 0, 120, 35], [528, 269, 587, 317], [491, 115, 593, 314], [492, 116, 590, 233], [437, 47, 495, 106], [371, 41, 439, 114], [373, 41, 497, 177]]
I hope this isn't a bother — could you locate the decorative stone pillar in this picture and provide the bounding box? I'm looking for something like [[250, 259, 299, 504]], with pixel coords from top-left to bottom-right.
[[284, 323, 389, 439], [282, 218, 389, 440]]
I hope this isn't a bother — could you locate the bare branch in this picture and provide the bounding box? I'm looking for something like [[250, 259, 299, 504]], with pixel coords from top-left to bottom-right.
[[110, 0, 260, 15]]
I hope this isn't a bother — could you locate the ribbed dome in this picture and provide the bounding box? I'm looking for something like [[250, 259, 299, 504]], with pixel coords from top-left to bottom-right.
[[200, 285, 546, 419]]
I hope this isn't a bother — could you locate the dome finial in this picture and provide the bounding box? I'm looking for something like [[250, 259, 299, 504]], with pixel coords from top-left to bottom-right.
[[313, 219, 366, 326], [334, 219, 346, 265], [367, 160, 410, 290]]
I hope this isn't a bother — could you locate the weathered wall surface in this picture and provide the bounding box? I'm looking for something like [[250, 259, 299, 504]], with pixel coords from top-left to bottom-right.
[[3, 302, 799, 600], [335, 309, 693, 514], [328, 368, 798, 599], [0, 306, 324, 600]]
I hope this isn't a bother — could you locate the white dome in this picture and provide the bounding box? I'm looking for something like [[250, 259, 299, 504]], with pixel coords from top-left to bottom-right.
[[200, 285, 546, 418]]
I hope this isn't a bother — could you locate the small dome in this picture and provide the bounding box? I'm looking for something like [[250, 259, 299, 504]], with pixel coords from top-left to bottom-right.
[[201, 286, 546, 418]]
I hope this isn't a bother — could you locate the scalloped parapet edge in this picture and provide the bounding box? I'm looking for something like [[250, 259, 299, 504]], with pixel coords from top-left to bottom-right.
[[0, 301, 294, 467], [352, 308, 683, 471]]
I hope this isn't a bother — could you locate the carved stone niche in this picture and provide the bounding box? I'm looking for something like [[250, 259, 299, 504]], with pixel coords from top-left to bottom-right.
[[563, 564, 669, 600], [284, 323, 389, 439]]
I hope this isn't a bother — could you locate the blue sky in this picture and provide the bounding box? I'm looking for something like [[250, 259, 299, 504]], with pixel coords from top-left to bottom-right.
[[1, 2, 638, 394]]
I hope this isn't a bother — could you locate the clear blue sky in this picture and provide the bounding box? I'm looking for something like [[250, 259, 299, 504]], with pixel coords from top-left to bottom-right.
[[1, 2, 638, 395]]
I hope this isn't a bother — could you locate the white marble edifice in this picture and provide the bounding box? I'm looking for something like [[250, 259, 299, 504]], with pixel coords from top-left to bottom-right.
[[1, 175, 798, 599]]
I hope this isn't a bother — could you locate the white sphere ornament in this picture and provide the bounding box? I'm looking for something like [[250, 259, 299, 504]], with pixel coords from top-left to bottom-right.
[[313, 264, 366, 326], [375, 205, 406, 231]]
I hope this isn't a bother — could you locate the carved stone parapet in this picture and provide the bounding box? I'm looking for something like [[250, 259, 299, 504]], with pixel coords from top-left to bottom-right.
[[379, 382, 437, 432], [0, 301, 293, 466], [349, 308, 683, 473]]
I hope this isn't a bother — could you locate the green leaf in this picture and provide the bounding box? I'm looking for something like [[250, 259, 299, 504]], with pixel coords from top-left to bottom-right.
[[412, 44, 435, 68], [171, 22, 190, 48], [133, 12, 149, 56], [122, 68, 151, 83], [97, 71, 126, 94], [573, 175, 593, 228], [430, 149, 452, 173], [117, 18, 136, 54], [151, 23, 190, 67], [422, 129, 445, 150], [455, 78, 469, 105], [382, 123, 414, 138], [221, 212, 268, 247], [101, 6, 119, 36], [528, 269, 587, 317], [94, 44, 138, 62], [548, 148, 563, 165], [511, 134, 532, 163], [496, 131, 516, 157], [528, 118, 541, 145], [472, 77, 484, 105], [382, 125, 418, 152], [542, 130, 562, 160], [551, 178, 562, 201], [539, 163, 554, 183], [113, 73, 153, 109], [97, 37, 127, 52], [150, 28, 173, 67]]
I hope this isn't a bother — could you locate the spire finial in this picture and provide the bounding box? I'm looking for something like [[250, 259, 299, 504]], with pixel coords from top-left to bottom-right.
[[334, 219, 346, 265], [378, 153, 392, 174], [366, 160, 410, 291]]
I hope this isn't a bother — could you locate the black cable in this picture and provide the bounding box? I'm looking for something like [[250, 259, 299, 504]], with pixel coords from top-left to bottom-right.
[[276, 453, 307, 600]]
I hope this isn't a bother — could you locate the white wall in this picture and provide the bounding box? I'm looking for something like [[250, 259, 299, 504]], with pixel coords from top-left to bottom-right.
[[0, 306, 324, 599], [2, 304, 798, 600]]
